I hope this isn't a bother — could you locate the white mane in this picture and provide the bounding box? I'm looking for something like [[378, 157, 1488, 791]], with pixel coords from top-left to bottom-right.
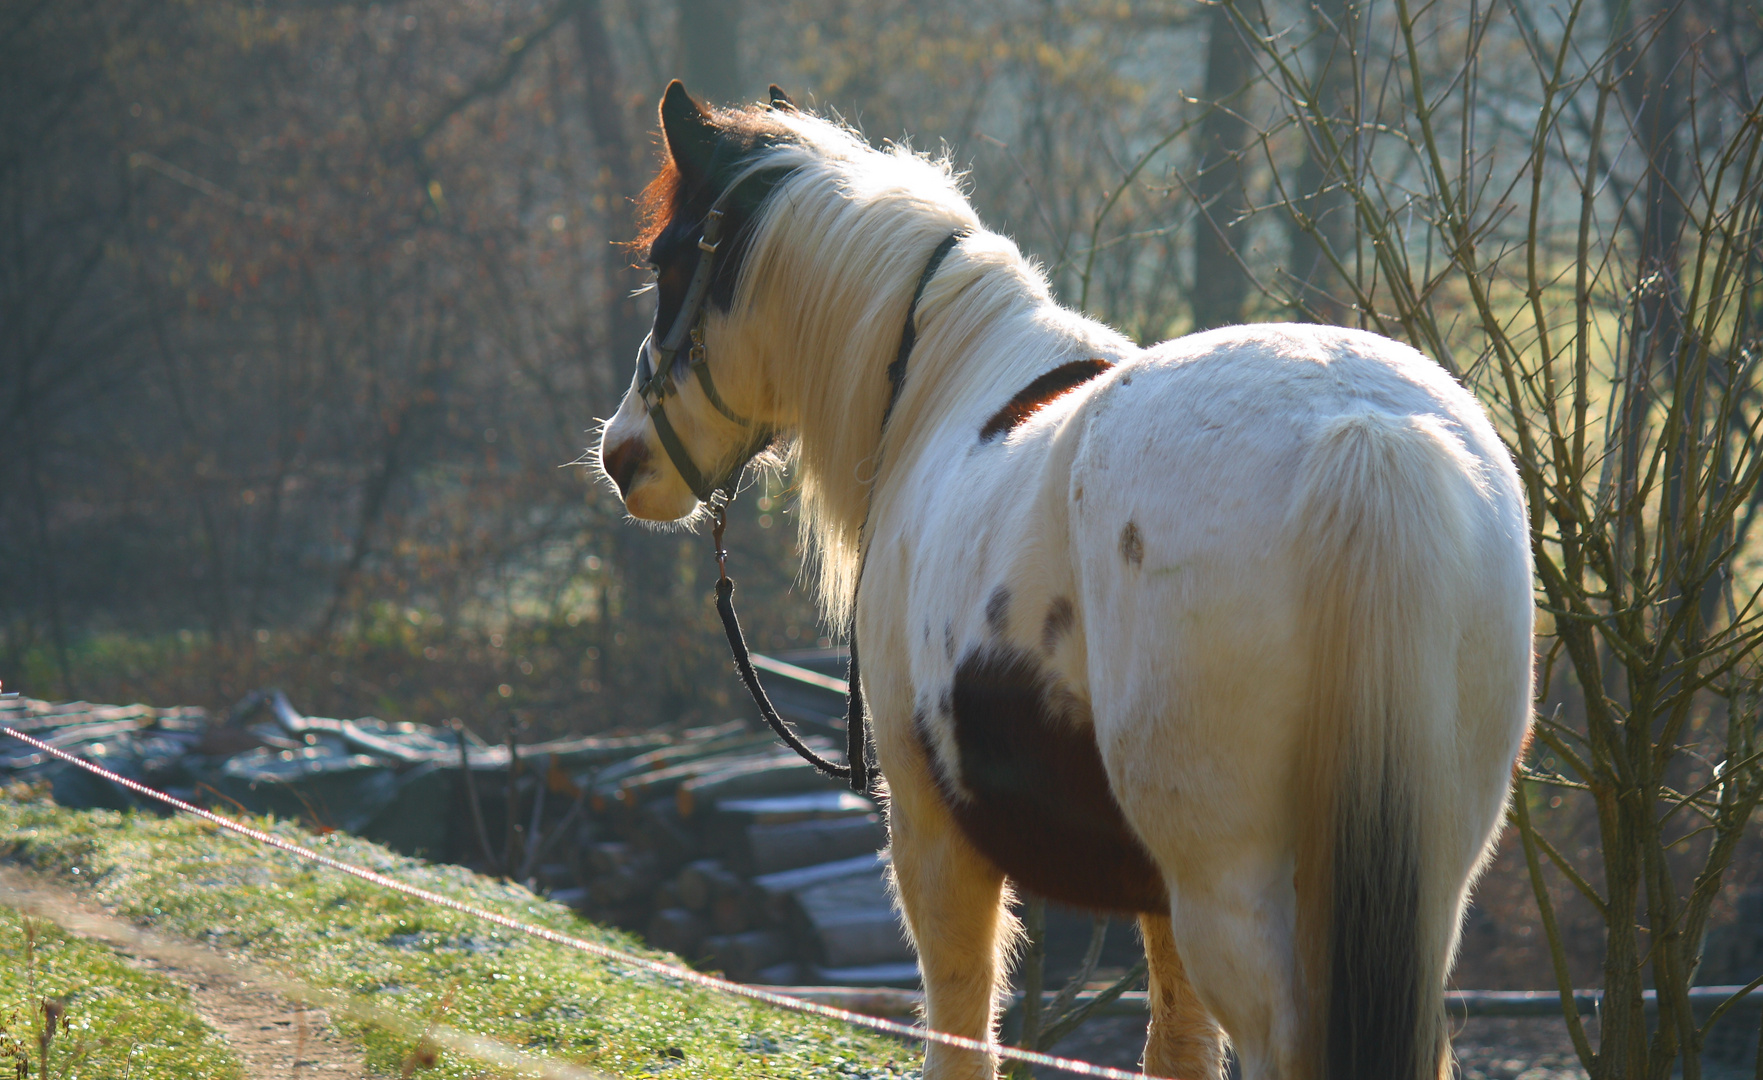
[[719, 111, 1131, 624]]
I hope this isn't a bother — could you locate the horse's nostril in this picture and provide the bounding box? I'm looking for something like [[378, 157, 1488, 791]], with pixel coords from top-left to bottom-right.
[[603, 438, 649, 498]]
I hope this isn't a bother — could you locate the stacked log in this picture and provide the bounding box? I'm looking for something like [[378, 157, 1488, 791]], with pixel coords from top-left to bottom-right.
[[568, 745, 914, 985]]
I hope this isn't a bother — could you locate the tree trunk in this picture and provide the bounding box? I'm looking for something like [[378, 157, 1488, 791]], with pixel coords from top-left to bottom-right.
[[1284, 0, 1358, 325], [574, 0, 647, 395], [1191, 0, 1259, 330]]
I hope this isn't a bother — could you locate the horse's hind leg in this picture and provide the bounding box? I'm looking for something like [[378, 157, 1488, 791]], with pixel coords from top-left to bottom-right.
[[1140, 913, 1226, 1080], [888, 775, 1014, 1080]]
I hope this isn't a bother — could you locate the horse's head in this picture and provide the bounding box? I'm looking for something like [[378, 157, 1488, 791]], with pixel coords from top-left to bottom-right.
[[596, 80, 800, 522]]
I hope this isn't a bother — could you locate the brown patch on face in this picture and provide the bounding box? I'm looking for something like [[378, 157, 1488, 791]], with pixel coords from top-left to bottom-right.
[[985, 586, 1010, 634], [1041, 597, 1075, 654], [631, 157, 682, 256], [1120, 521, 1144, 567], [915, 646, 1168, 914], [979, 359, 1114, 441], [630, 96, 799, 339]]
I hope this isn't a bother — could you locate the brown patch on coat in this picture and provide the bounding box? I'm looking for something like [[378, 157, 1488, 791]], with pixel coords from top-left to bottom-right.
[[985, 586, 1010, 634], [1120, 521, 1144, 566], [979, 359, 1114, 441], [1041, 597, 1075, 654], [915, 647, 1168, 914]]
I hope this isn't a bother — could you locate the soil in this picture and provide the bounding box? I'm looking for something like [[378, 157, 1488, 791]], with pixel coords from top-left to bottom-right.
[[123, 951, 368, 1078], [0, 865, 368, 1079]]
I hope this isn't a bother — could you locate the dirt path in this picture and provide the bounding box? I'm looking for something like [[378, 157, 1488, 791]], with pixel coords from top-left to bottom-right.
[[0, 865, 369, 1079], [121, 950, 368, 1077]]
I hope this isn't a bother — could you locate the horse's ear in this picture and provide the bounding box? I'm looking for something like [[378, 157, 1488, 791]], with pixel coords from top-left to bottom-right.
[[659, 79, 719, 180], [768, 84, 797, 112]]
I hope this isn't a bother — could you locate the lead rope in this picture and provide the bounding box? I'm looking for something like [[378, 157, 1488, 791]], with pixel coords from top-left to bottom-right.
[[711, 504, 862, 789], [709, 230, 964, 799]]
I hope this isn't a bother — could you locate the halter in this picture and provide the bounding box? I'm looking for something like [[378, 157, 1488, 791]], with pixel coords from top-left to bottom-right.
[[634, 203, 774, 503]]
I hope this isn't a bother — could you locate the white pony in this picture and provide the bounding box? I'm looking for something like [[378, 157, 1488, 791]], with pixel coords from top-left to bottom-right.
[[596, 83, 1533, 1080]]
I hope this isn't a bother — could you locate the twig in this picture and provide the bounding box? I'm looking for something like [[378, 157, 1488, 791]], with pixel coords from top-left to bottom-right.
[[522, 788, 591, 878], [517, 762, 549, 885], [504, 724, 523, 880], [1510, 781, 1598, 1067], [1042, 918, 1109, 1028], [453, 722, 501, 877], [1035, 959, 1148, 1050], [1078, 127, 1188, 315]]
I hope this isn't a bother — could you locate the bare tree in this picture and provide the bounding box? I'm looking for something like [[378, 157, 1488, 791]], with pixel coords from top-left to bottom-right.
[[1227, 0, 1763, 1073]]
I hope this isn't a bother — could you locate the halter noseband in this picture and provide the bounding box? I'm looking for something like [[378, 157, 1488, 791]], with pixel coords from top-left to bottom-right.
[[635, 204, 773, 503]]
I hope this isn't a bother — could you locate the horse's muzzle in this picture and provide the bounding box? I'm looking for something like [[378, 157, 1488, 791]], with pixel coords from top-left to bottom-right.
[[601, 437, 649, 499]]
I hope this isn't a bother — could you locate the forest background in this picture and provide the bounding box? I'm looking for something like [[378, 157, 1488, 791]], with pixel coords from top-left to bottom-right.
[[6, 0, 1763, 1015]]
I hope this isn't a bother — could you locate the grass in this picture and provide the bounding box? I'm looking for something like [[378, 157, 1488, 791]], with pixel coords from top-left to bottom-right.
[[0, 904, 245, 1080], [0, 789, 919, 1080]]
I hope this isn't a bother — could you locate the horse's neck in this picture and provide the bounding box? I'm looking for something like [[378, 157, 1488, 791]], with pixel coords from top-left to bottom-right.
[[744, 178, 1130, 620], [779, 238, 1087, 491]]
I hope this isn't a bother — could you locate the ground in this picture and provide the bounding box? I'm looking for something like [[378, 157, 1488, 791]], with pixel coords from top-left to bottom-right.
[[0, 792, 919, 1080], [3, 863, 367, 1077]]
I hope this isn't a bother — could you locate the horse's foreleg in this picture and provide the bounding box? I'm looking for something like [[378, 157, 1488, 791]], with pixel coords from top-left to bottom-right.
[[888, 782, 1013, 1080], [1140, 913, 1226, 1080]]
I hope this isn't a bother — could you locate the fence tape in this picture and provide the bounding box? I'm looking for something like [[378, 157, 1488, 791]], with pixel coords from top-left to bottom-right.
[[0, 724, 1164, 1080]]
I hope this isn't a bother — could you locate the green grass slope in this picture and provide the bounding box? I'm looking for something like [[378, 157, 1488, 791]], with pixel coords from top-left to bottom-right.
[[0, 789, 919, 1079], [0, 902, 245, 1079]]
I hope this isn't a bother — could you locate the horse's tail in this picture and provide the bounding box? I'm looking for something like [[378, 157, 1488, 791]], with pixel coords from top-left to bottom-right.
[[1290, 410, 1472, 1080]]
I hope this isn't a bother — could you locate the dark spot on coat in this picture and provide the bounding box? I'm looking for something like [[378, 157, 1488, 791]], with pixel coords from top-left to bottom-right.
[[938, 687, 953, 719], [915, 646, 1167, 914], [985, 587, 1011, 634], [1041, 597, 1075, 654], [979, 359, 1114, 441], [944, 624, 956, 661], [1120, 521, 1144, 566]]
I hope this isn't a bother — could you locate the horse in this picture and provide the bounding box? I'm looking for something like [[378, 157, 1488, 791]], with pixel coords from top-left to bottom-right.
[[594, 81, 1533, 1080]]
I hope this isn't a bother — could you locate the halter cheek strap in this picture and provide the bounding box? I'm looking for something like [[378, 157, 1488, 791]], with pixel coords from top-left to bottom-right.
[[636, 206, 774, 503]]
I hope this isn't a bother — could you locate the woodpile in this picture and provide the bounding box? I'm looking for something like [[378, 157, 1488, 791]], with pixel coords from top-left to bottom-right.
[[0, 652, 919, 987], [573, 778, 912, 985]]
